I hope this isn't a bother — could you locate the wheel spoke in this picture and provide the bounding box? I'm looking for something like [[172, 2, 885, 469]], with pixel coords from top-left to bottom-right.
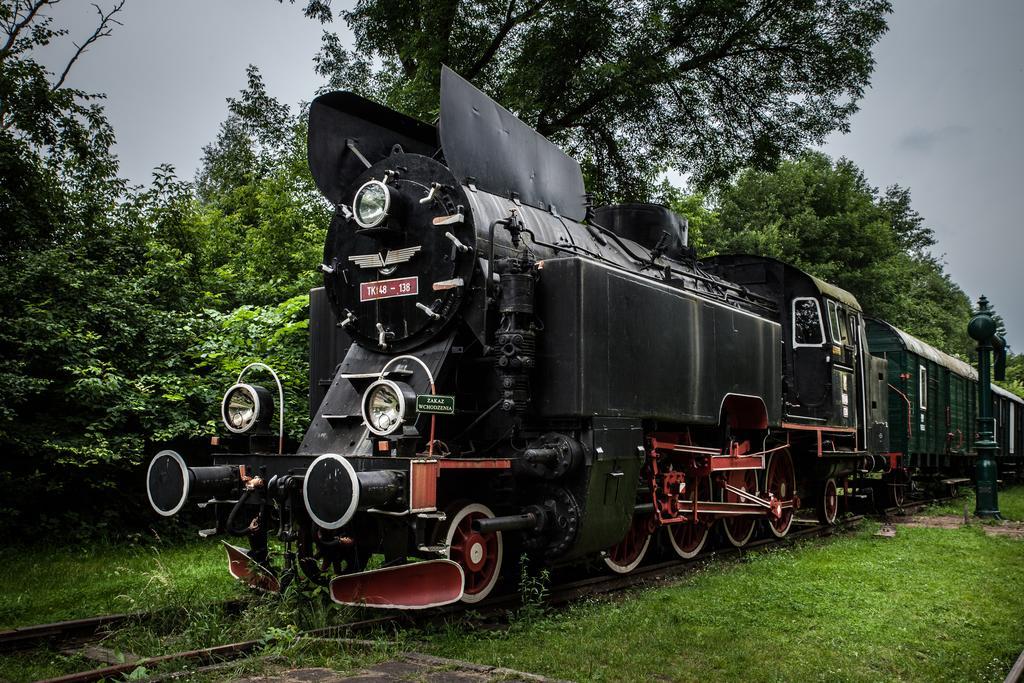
[[722, 469, 758, 546]]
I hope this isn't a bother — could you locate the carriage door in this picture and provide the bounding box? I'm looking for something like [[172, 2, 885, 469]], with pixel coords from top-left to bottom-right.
[[949, 375, 966, 454], [826, 300, 857, 428]]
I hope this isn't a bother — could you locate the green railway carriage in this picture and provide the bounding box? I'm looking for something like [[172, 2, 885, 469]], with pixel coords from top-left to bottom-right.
[[866, 318, 976, 475], [992, 384, 1024, 479], [866, 318, 1024, 484]]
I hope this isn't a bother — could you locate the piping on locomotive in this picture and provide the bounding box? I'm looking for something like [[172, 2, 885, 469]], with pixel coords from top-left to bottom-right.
[[144, 68, 1004, 608]]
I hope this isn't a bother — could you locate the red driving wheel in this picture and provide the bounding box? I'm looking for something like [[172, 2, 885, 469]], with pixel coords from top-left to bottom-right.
[[604, 514, 652, 574], [442, 502, 503, 603], [818, 477, 839, 525], [667, 475, 712, 559], [721, 469, 758, 547], [765, 450, 796, 538]]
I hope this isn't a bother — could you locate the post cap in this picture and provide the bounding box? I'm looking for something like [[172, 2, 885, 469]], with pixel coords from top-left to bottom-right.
[[968, 295, 998, 342]]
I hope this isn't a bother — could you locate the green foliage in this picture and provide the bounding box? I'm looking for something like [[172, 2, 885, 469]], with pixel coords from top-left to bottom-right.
[[180, 66, 329, 441], [0, 7, 323, 535], [511, 554, 550, 628], [194, 65, 331, 308], [0, 2, 219, 529], [704, 151, 974, 356], [281, 0, 333, 23], [999, 353, 1024, 398], [309, 0, 891, 201]]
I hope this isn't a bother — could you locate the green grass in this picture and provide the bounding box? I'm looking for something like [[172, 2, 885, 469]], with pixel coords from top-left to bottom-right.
[[428, 520, 1024, 682], [0, 539, 242, 628], [0, 539, 395, 682], [924, 483, 1024, 521], [0, 607, 394, 683], [997, 484, 1024, 520], [3, 487, 1023, 682], [0, 538, 242, 681]]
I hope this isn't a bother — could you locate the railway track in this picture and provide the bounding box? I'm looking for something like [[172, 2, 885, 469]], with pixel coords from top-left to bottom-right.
[[5, 495, 954, 682], [4, 492, 942, 656], [23, 513, 873, 683]]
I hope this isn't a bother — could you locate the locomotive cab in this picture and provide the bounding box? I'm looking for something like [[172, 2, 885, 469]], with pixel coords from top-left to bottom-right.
[[701, 255, 892, 517], [701, 256, 871, 434]]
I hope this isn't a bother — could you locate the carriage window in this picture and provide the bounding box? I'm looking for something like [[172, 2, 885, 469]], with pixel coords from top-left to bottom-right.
[[848, 314, 858, 344], [1011, 406, 1015, 454], [792, 298, 825, 347], [919, 368, 928, 411]]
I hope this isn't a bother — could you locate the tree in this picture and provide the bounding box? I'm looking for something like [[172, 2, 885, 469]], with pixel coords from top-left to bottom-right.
[[0, 1, 227, 533], [0, 1, 124, 255], [302, 0, 890, 201], [193, 66, 331, 309], [281, 0, 332, 23], [704, 151, 974, 356], [1000, 352, 1024, 398]]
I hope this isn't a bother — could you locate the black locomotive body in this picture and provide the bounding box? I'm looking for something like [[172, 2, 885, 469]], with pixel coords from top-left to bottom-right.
[[145, 68, 1000, 608]]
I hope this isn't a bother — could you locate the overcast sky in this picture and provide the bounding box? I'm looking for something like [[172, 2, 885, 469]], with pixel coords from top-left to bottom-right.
[[44, 1, 1024, 346]]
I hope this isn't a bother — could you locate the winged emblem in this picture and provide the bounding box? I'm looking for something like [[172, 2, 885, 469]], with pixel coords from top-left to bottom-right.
[[348, 245, 422, 269]]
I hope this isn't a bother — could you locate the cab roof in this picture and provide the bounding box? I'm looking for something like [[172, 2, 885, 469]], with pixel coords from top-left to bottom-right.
[[709, 255, 862, 311], [807, 272, 862, 312]]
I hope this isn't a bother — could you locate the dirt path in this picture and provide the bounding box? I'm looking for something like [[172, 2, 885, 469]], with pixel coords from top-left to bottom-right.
[[889, 515, 1024, 538], [234, 653, 571, 683]]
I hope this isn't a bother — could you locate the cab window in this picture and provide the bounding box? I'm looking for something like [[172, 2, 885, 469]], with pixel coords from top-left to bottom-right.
[[792, 297, 825, 347], [826, 300, 850, 345]]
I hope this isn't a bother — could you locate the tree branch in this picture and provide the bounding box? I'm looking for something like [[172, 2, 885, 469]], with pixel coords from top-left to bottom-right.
[[52, 1, 124, 91], [0, 0, 55, 63], [464, 0, 550, 79], [542, 0, 787, 135]]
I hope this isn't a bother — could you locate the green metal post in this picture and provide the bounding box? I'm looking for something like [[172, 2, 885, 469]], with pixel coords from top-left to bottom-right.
[[968, 295, 1001, 518]]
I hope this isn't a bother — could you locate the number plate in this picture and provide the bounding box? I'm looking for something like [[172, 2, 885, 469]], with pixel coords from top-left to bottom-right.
[[416, 395, 455, 415], [360, 276, 419, 302]]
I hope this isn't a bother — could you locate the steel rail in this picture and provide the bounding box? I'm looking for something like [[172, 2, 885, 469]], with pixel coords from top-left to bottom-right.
[[0, 613, 137, 652], [543, 516, 865, 607], [881, 494, 954, 517], [1005, 645, 1024, 683], [0, 600, 248, 653]]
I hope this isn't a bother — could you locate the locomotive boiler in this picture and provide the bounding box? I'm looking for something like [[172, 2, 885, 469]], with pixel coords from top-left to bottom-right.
[[146, 68, 900, 608]]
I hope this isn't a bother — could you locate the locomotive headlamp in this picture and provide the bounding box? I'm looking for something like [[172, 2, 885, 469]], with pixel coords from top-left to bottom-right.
[[221, 383, 274, 434], [352, 179, 390, 228], [361, 379, 416, 436]]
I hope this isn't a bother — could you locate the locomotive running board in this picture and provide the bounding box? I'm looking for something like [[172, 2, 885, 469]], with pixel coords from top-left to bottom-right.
[[223, 542, 281, 593], [329, 560, 465, 609]]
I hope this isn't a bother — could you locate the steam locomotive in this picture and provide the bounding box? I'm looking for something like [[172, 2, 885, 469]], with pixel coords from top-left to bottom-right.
[[145, 68, 1022, 608]]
